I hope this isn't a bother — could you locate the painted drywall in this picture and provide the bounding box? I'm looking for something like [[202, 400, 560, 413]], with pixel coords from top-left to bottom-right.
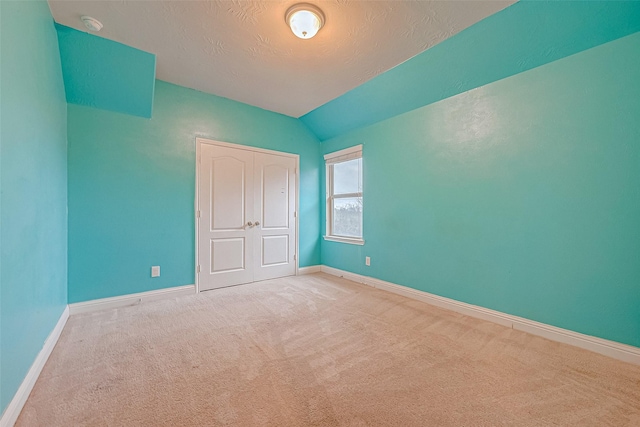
[[302, 1, 640, 141], [0, 1, 68, 415], [68, 80, 321, 303], [55, 23, 156, 118], [320, 32, 640, 348]]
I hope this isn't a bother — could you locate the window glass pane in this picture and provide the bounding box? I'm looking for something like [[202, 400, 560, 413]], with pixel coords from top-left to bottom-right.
[[333, 197, 362, 237], [333, 158, 362, 195]]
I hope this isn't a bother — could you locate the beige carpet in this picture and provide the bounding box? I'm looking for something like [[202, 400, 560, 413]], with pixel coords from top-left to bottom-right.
[[17, 273, 640, 426]]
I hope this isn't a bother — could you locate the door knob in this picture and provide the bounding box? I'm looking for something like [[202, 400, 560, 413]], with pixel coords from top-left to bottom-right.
[[254, 221, 260, 226], [247, 221, 253, 227]]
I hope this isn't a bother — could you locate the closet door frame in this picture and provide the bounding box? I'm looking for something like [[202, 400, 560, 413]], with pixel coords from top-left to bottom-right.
[[195, 137, 300, 293]]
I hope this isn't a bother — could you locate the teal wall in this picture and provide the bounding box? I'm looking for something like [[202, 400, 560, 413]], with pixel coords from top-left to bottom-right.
[[56, 23, 156, 118], [320, 32, 640, 348], [302, 1, 640, 141], [67, 81, 321, 303], [0, 1, 68, 415]]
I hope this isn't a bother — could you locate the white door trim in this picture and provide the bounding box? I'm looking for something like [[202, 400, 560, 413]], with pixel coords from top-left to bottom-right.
[[195, 137, 300, 293]]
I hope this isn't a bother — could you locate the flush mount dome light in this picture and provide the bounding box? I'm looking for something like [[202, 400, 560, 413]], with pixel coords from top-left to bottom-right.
[[285, 3, 325, 39]]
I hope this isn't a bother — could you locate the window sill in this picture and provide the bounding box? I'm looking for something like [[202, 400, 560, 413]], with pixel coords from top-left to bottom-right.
[[323, 235, 365, 246]]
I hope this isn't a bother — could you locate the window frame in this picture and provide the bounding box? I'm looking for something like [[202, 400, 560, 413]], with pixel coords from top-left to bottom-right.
[[324, 145, 364, 245]]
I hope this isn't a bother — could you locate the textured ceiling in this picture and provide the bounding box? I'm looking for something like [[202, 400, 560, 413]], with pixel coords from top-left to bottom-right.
[[48, 1, 514, 118]]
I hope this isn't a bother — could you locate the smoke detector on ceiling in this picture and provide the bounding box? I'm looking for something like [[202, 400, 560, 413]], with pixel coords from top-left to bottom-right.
[[81, 16, 103, 32]]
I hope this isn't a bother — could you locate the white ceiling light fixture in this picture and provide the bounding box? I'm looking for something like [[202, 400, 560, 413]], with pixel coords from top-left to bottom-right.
[[285, 3, 325, 39], [81, 15, 103, 32]]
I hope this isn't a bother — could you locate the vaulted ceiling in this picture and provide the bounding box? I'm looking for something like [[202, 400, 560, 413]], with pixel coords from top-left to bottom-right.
[[47, 1, 514, 118]]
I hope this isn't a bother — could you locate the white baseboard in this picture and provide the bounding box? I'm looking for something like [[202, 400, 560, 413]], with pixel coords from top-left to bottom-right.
[[1, 306, 69, 427], [298, 265, 321, 275], [320, 266, 640, 365], [68, 285, 196, 315]]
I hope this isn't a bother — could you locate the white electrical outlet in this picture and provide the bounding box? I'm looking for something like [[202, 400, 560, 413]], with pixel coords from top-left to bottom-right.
[[151, 266, 160, 277], [365, 256, 371, 266]]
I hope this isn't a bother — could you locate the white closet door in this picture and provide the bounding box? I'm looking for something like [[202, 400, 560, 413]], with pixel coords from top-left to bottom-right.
[[199, 144, 254, 291], [198, 141, 297, 291], [252, 152, 296, 282]]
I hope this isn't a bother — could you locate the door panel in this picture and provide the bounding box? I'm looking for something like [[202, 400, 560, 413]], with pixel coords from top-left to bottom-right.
[[210, 238, 245, 272], [211, 157, 246, 230], [261, 164, 289, 229], [261, 235, 289, 266], [199, 144, 254, 290]]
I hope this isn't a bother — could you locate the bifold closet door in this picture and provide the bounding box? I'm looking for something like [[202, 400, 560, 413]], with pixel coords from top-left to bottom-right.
[[252, 152, 296, 282], [198, 143, 296, 291], [198, 144, 254, 290]]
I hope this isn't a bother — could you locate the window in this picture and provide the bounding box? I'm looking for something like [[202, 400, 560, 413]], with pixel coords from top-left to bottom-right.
[[324, 145, 364, 245]]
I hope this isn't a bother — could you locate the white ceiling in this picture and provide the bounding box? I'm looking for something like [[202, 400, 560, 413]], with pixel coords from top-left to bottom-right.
[[48, 1, 514, 118]]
